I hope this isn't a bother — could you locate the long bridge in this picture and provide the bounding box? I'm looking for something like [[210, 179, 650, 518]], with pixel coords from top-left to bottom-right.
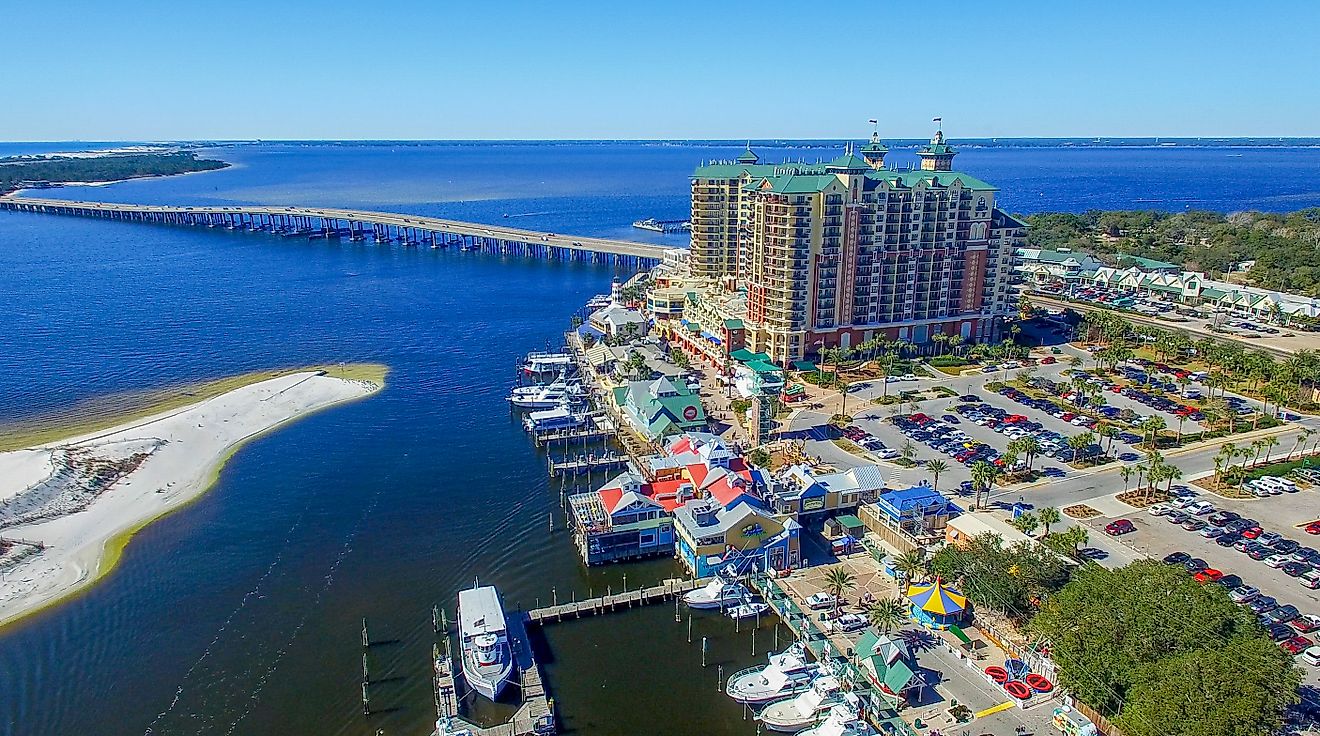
[[0, 195, 672, 269]]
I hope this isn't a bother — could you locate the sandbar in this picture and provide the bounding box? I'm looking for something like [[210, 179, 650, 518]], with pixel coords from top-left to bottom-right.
[[0, 367, 385, 629]]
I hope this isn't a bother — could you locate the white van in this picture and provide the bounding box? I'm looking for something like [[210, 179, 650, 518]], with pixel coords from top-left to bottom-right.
[[1302, 646, 1320, 666]]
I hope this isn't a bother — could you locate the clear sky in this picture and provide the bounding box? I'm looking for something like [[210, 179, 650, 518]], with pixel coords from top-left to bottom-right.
[[5, 0, 1317, 141]]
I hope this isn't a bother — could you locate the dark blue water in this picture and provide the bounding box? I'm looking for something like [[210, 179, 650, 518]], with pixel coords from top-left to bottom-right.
[[2, 142, 1319, 736]]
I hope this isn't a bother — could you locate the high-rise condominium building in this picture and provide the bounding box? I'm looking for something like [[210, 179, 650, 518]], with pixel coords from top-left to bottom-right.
[[689, 130, 1026, 363]]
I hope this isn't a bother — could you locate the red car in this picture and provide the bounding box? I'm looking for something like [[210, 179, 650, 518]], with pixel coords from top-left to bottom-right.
[[1242, 527, 1264, 539], [1194, 568, 1224, 583], [1105, 519, 1136, 536], [1041, 357, 1057, 365], [1305, 521, 1320, 536], [1061, 412, 1077, 421], [1281, 635, 1314, 655]]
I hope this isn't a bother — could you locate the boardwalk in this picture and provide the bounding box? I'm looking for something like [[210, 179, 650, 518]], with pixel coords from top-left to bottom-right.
[[525, 578, 701, 625], [547, 453, 628, 477], [0, 195, 671, 267]]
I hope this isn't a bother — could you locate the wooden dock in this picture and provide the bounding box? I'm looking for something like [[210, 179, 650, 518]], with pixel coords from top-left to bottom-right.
[[525, 578, 702, 625], [432, 612, 555, 736], [532, 426, 615, 448], [546, 453, 629, 477]]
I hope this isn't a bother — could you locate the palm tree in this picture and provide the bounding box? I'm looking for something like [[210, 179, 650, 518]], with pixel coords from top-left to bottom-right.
[[1249, 439, 1266, 469], [1017, 436, 1042, 470], [866, 597, 910, 634], [1292, 429, 1315, 461], [823, 567, 856, 616], [1120, 465, 1135, 491], [970, 460, 997, 510], [1262, 436, 1280, 464], [1038, 506, 1061, 537], [925, 459, 949, 492], [1140, 415, 1167, 450], [1163, 464, 1184, 493], [893, 549, 926, 585]]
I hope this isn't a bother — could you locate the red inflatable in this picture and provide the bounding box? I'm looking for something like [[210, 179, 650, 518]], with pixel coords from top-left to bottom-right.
[[1003, 680, 1033, 700], [1025, 673, 1054, 693], [984, 665, 1009, 684]]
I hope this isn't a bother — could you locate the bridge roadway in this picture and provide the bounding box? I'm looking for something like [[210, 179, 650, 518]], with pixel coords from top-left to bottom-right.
[[0, 195, 671, 267]]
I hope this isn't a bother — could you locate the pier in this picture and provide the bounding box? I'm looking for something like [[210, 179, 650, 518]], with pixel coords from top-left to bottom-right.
[[432, 613, 554, 736], [525, 577, 701, 625], [547, 453, 629, 477], [0, 195, 670, 269], [532, 425, 615, 448]]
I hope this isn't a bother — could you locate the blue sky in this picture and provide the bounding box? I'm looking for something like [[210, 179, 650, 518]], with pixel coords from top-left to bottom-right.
[[5, 0, 1317, 140]]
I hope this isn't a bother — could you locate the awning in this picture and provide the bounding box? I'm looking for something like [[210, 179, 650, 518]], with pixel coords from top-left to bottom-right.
[[791, 360, 817, 371]]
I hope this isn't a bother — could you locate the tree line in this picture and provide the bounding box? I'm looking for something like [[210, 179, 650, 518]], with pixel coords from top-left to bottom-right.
[[0, 152, 229, 194], [1025, 207, 1320, 297]]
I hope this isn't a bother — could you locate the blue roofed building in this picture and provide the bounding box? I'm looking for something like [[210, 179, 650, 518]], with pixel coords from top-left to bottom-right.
[[860, 485, 956, 550]]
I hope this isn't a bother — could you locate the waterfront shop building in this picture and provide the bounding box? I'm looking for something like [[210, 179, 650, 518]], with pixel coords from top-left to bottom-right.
[[612, 376, 707, 440], [764, 463, 886, 520], [854, 631, 920, 704], [645, 286, 690, 322], [568, 469, 686, 566], [588, 303, 648, 339], [672, 498, 801, 577], [689, 129, 1024, 363], [663, 288, 749, 370], [859, 485, 955, 552]]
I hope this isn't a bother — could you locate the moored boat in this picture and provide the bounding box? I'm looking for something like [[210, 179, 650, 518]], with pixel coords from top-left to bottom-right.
[[725, 599, 770, 621], [684, 576, 749, 610], [520, 352, 574, 382], [726, 643, 818, 704], [796, 695, 874, 736], [523, 404, 591, 432], [458, 584, 514, 701], [509, 379, 582, 409], [759, 674, 845, 732]]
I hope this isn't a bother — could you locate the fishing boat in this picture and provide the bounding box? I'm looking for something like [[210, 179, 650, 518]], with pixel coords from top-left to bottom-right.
[[759, 674, 845, 732], [726, 643, 818, 704], [520, 352, 574, 382], [725, 598, 770, 621], [796, 696, 873, 736], [684, 572, 749, 610], [457, 584, 514, 701], [508, 379, 582, 409], [522, 404, 591, 432]]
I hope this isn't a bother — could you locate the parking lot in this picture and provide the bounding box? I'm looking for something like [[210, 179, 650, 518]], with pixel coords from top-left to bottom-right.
[[1081, 481, 1320, 682]]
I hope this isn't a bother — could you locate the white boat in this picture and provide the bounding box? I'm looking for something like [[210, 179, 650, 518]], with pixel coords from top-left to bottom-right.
[[726, 643, 818, 704], [458, 584, 514, 701], [523, 405, 589, 432], [684, 577, 749, 610], [725, 599, 770, 621], [521, 352, 574, 381], [797, 696, 874, 736], [759, 674, 845, 732], [509, 380, 582, 409]]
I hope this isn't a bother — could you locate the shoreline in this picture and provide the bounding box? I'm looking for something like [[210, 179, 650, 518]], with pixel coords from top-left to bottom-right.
[[0, 364, 387, 630]]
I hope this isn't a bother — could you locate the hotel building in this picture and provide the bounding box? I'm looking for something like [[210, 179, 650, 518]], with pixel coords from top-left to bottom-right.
[[690, 130, 1026, 363]]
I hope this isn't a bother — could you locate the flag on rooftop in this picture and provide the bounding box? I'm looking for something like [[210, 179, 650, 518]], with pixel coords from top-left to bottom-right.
[[933, 117, 942, 123], [868, 119, 878, 124]]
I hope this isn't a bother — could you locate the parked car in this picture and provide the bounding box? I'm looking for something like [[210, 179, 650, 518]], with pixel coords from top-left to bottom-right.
[[1282, 636, 1314, 655], [1193, 568, 1224, 583], [1162, 551, 1191, 565], [1105, 519, 1136, 536], [824, 613, 868, 633], [1229, 585, 1260, 603], [805, 592, 838, 610]]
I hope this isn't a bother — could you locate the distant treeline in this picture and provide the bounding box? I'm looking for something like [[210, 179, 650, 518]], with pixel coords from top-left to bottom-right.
[[0, 152, 228, 194], [1025, 208, 1320, 296]]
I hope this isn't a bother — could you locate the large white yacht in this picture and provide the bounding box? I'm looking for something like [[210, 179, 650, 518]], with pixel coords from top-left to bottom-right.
[[509, 379, 582, 409], [457, 584, 514, 701], [684, 568, 749, 609], [797, 696, 874, 736], [759, 673, 845, 732], [725, 643, 818, 704], [520, 352, 574, 383]]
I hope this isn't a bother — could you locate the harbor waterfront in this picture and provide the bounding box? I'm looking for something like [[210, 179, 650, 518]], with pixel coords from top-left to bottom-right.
[[4, 142, 1320, 736]]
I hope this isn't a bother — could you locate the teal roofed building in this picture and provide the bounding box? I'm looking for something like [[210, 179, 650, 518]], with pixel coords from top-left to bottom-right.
[[612, 376, 707, 440], [688, 127, 1024, 363]]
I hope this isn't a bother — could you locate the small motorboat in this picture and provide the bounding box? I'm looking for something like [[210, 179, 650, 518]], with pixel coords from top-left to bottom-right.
[[759, 674, 844, 732], [726, 643, 819, 704], [725, 599, 770, 621]]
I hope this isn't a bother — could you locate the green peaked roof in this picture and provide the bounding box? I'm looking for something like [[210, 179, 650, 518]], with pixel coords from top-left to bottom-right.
[[826, 153, 873, 171], [736, 148, 759, 164]]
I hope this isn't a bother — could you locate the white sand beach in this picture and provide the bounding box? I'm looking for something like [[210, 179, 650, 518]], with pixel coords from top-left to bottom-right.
[[0, 370, 381, 628]]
